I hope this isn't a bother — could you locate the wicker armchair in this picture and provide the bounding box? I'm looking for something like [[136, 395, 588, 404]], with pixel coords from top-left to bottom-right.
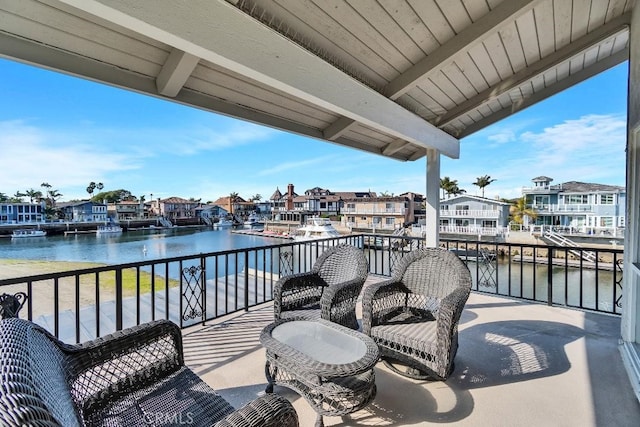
[[0, 318, 298, 427], [362, 248, 472, 380], [274, 244, 368, 330]]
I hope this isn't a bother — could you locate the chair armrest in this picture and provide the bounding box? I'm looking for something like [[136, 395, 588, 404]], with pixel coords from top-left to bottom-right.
[[214, 394, 298, 427], [273, 272, 327, 318], [361, 279, 408, 334], [434, 286, 471, 356], [435, 287, 471, 334], [60, 320, 184, 416]]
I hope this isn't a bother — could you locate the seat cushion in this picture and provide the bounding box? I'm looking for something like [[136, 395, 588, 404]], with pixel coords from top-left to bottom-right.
[[84, 367, 234, 426], [370, 316, 438, 357]]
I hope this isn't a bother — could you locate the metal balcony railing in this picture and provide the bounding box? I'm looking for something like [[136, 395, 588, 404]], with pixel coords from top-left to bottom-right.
[[0, 234, 623, 344]]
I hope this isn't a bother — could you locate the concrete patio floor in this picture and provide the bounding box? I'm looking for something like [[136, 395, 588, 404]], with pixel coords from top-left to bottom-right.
[[181, 276, 640, 426]]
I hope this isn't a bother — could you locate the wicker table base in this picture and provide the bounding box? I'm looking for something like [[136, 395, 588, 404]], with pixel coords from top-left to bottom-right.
[[260, 319, 379, 427]]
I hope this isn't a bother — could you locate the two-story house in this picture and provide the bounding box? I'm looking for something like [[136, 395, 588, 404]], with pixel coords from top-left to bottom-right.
[[60, 201, 108, 222], [109, 200, 145, 220], [195, 204, 229, 225], [341, 193, 423, 231], [0, 202, 46, 224], [439, 195, 511, 236], [151, 197, 202, 220], [522, 176, 626, 235]]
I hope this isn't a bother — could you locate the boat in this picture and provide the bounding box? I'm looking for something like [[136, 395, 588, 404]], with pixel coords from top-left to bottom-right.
[[448, 247, 496, 263], [11, 229, 46, 238], [293, 217, 341, 241], [96, 224, 123, 234], [243, 213, 264, 229], [214, 218, 234, 228]]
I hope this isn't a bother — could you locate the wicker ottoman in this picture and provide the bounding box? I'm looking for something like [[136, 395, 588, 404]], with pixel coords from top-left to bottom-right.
[[260, 319, 379, 427]]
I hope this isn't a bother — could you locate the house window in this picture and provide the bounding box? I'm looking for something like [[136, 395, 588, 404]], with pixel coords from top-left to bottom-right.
[[600, 194, 614, 204], [565, 195, 588, 204], [385, 218, 395, 225], [600, 217, 613, 227], [320, 202, 326, 209]]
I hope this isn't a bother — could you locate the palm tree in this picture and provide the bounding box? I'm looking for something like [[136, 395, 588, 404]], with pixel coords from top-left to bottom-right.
[[252, 194, 262, 202], [25, 188, 42, 203], [440, 177, 463, 199], [473, 175, 497, 198], [13, 191, 26, 202], [450, 184, 466, 197], [0, 192, 8, 202], [510, 196, 537, 225], [87, 181, 96, 198], [229, 192, 239, 215]]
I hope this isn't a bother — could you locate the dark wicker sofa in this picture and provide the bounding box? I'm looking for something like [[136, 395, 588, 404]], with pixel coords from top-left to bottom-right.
[[0, 318, 298, 427]]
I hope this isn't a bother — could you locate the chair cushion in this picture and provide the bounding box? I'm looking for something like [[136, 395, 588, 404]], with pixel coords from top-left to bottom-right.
[[84, 366, 235, 426], [370, 316, 438, 356]]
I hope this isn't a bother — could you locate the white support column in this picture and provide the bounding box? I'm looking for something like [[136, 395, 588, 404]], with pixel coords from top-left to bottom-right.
[[620, 2, 640, 403], [425, 149, 440, 247]]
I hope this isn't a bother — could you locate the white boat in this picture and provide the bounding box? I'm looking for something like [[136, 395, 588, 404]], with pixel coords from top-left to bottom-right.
[[294, 217, 341, 241], [11, 229, 46, 238], [243, 213, 264, 229], [97, 224, 123, 234], [214, 218, 234, 228]]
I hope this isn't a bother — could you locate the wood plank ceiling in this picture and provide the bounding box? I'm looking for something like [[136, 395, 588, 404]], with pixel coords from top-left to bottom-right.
[[0, 0, 633, 161]]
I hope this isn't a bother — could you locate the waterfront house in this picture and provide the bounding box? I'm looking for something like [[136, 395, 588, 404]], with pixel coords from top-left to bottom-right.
[[212, 195, 254, 218], [439, 195, 511, 237], [195, 204, 229, 225], [522, 176, 626, 236], [0, 202, 45, 224], [342, 193, 423, 231], [59, 201, 108, 223], [3, 0, 640, 418], [109, 200, 145, 220], [150, 197, 202, 221]]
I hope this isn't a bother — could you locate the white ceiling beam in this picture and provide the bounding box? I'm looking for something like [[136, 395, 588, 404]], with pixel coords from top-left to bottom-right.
[[59, 0, 460, 158], [156, 48, 200, 97], [323, 116, 358, 140], [458, 49, 628, 138], [382, 139, 408, 156], [439, 13, 631, 127], [383, 0, 542, 100], [407, 150, 425, 161]]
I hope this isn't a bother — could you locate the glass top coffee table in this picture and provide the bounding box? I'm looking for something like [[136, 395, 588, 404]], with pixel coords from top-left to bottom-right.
[[260, 318, 379, 427]]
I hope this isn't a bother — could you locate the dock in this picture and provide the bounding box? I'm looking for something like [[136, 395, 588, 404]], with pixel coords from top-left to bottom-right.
[[231, 229, 293, 240]]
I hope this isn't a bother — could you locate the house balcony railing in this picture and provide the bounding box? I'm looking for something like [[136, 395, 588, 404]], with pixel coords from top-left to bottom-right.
[[0, 235, 623, 344], [439, 225, 508, 236], [532, 204, 594, 212], [343, 208, 405, 215], [440, 209, 500, 218]]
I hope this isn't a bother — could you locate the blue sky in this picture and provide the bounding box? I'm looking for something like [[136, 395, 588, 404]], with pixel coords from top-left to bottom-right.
[[0, 58, 628, 203]]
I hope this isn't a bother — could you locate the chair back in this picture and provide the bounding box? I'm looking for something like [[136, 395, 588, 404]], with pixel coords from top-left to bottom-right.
[[0, 318, 81, 426], [392, 248, 471, 298], [312, 244, 369, 286]]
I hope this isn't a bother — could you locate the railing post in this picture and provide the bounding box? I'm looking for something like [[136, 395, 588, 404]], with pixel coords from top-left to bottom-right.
[[547, 248, 553, 306], [115, 268, 123, 331], [244, 251, 250, 311]]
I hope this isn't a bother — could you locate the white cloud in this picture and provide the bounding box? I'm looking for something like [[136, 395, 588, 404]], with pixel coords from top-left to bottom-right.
[[446, 114, 626, 199], [257, 155, 338, 176], [0, 121, 138, 196], [166, 122, 278, 155]]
